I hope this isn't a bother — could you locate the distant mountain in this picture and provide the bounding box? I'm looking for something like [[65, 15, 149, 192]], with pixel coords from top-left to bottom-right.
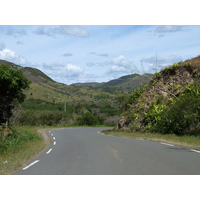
[[71, 82, 105, 88], [103, 74, 153, 88], [0, 60, 115, 104], [0, 59, 153, 104], [71, 74, 153, 89]]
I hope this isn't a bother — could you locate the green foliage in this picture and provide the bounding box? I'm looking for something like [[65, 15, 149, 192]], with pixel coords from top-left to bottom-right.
[[0, 64, 30, 123], [14, 110, 71, 126], [143, 100, 167, 131], [143, 81, 200, 136], [115, 87, 144, 112], [0, 127, 40, 153], [153, 95, 200, 136], [76, 112, 104, 126], [164, 63, 179, 76]]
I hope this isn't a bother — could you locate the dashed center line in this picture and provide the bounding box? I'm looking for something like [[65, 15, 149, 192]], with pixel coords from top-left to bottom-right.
[[160, 142, 174, 146], [22, 160, 39, 170], [53, 137, 55, 140], [53, 141, 56, 145], [46, 148, 52, 154]]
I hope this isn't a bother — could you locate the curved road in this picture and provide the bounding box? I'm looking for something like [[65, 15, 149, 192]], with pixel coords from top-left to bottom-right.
[[15, 127, 200, 175]]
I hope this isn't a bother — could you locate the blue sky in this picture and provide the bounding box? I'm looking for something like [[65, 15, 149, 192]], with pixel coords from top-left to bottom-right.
[[0, 25, 200, 84]]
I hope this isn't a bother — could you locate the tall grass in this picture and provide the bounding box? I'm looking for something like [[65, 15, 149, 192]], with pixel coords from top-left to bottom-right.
[[0, 126, 47, 175], [0, 126, 40, 153]]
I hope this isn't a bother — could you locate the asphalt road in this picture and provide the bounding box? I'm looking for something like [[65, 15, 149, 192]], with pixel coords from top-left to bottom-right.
[[15, 127, 200, 175]]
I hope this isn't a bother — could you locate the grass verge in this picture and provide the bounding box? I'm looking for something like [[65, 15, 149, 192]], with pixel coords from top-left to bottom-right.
[[102, 129, 200, 150], [0, 126, 51, 175]]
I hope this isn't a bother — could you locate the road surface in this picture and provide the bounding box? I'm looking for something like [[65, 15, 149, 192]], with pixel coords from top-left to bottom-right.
[[15, 127, 200, 175]]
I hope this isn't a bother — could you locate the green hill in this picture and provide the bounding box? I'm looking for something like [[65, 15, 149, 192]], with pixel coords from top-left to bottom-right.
[[71, 73, 153, 89], [1, 59, 152, 105], [117, 55, 200, 136]]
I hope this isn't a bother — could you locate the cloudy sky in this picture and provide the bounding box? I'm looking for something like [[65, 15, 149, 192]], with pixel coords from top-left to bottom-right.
[[0, 25, 200, 84]]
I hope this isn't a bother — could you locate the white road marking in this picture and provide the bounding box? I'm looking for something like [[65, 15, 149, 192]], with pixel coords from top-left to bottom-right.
[[46, 148, 52, 154], [51, 134, 53, 136], [160, 142, 174, 146], [49, 131, 51, 134], [22, 160, 39, 170], [190, 149, 200, 154], [53, 141, 56, 145], [53, 137, 56, 140]]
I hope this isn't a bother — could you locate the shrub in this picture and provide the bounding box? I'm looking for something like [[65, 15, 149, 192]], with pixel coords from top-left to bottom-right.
[[0, 127, 39, 153], [76, 112, 104, 126], [154, 95, 200, 136], [13, 110, 71, 126]]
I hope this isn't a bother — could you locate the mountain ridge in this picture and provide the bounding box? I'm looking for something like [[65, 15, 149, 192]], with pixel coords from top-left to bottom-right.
[[71, 73, 153, 89], [0, 59, 152, 104]]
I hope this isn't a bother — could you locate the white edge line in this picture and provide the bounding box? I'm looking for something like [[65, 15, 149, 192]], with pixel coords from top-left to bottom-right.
[[22, 160, 40, 170], [53, 141, 56, 145], [46, 148, 52, 154], [190, 149, 200, 154], [160, 142, 174, 146]]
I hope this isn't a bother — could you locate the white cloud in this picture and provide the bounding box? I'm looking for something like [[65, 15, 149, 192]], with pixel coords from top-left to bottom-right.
[[140, 54, 182, 72], [52, 25, 89, 37], [65, 64, 83, 76], [109, 65, 130, 73], [106, 55, 139, 78], [0, 48, 27, 65], [34, 25, 89, 37], [155, 25, 183, 33], [33, 26, 52, 36], [0, 26, 27, 37], [113, 55, 130, 67], [42, 62, 85, 83]]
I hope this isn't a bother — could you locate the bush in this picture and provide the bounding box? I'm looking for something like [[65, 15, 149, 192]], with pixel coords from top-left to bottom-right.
[[13, 110, 71, 126], [76, 112, 104, 126], [154, 95, 200, 136], [0, 127, 39, 153], [140, 80, 200, 136]]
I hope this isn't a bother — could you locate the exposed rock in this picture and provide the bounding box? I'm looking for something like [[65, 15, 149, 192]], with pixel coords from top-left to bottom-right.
[[117, 55, 200, 131]]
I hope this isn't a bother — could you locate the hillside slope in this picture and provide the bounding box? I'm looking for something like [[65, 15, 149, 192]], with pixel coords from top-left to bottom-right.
[[72, 73, 153, 89], [0, 60, 152, 106], [118, 55, 200, 135]]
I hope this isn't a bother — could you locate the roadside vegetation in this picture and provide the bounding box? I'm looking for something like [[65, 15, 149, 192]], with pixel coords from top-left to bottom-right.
[[102, 129, 200, 150], [1, 56, 200, 174], [0, 126, 48, 175], [118, 57, 200, 138]]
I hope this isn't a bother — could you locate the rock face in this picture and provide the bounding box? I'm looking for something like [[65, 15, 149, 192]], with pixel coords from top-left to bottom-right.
[[117, 56, 200, 131]]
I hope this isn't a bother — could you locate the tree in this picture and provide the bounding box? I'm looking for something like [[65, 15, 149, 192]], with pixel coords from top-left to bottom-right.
[[76, 112, 101, 126], [0, 64, 30, 124]]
